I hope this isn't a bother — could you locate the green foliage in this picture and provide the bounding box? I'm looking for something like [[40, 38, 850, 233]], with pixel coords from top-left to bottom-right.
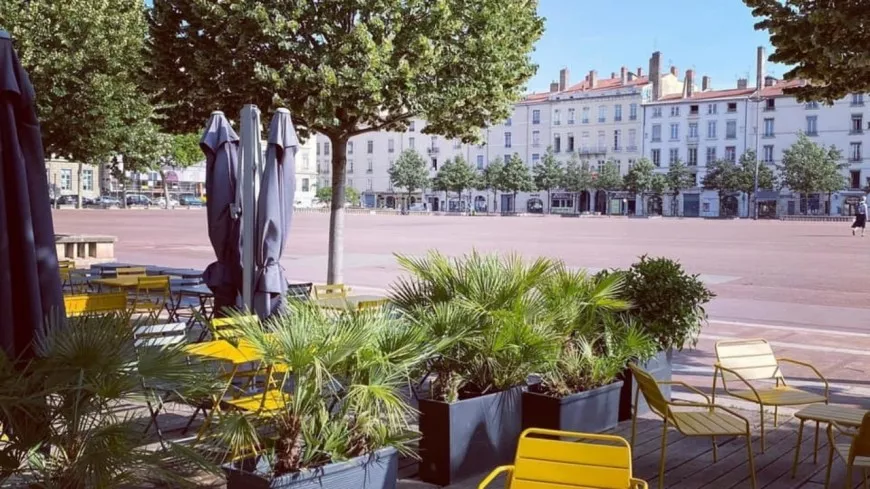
[[780, 134, 846, 210], [479, 157, 506, 210], [562, 154, 595, 202], [622, 158, 656, 215], [665, 159, 695, 215], [0, 313, 220, 487], [169, 133, 204, 168], [499, 154, 534, 198], [650, 174, 668, 196], [315, 186, 359, 204], [734, 149, 778, 217], [743, 0, 869, 103], [594, 160, 623, 191], [702, 159, 741, 199], [431, 156, 478, 204], [532, 148, 565, 196], [389, 150, 430, 202]]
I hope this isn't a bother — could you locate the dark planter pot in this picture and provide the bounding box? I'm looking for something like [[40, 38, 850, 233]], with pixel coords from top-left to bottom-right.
[[522, 380, 624, 433], [223, 447, 398, 489], [418, 386, 524, 486], [618, 349, 673, 421]]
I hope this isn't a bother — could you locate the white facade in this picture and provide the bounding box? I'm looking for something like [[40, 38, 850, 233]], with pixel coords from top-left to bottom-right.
[[294, 136, 318, 207]]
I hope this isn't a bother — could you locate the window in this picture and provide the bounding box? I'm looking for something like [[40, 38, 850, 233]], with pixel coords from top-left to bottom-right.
[[567, 134, 575, 152], [806, 116, 818, 136], [532, 130, 541, 147], [688, 122, 699, 138], [764, 98, 775, 111], [727, 102, 737, 113], [568, 108, 575, 124], [628, 129, 637, 149], [504, 154, 511, 164], [597, 160, 605, 172], [852, 93, 865, 106], [364, 140, 372, 154], [726, 120, 737, 139], [301, 178, 310, 192], [763, 118, 775, 137], [707, 103, 718, 115], [763, 145, 774, 163], [388, 138, 395, 153], [805, 101, 819, 110], [613, 130, 621, 150], [82, 169, 93, 191], [348, 142, 354, 154], [651, 124, 662, 142], [725, 146, 736, 162], [597, 130, 606, 149], [302, 153, 310, 170], [347, 178, 353, 187], [409, 137, 415, 149], [432, 158, 438, 170], [614, 104, 623, 122], [629, 103, 638, 121], [367, 159, 373, 172], [851, 170, 861, 189], [476, 155, 484, 170], [706, 146, 717, 164], [367, 179, 373, 190], [504, 132, 512, 148], [324, 142, 331, 155], [554, 109, 561, 125], [598, 106, 607, 123], [628, 159, 636, 170], [409, 121, 416, 131], [689, 105, 699, 115], [651, 149, 661, 167], [430, 136, 438, 149], [454, 139, 461, 149], [670, 106, 680, 117], [532, 110, 541, 124], [554, 134, 561, 153], [348, 160, 354, 173], [582, 107, 590, 123], [852, 114, 864, 134], [669, 148, 679, 164], [652, 107, 662, 118], [707, 120, 717, 138], [505, 117, 512, 126], [687, 147, 698, 166], [669, 123, 679, 141], [532, 153, 540, 165], [316, 143, 321, 155], [60, 169, 72, 190], [851, 142, 862, 162]]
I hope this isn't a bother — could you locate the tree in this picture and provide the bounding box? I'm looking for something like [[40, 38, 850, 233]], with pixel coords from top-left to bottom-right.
[[780, 134, 845, 214], [498, 154, 534, 212], [743, 0, 870, 103], [594, 160, 624, 215], [480, 158, 506, 212], [315, 186, 359, 205], [147, 0, 544, 283], [2, 0, 154, 207], [389, 150, 430, 211], [532, 148, 564, 213], [702, 160, 742, 216], [431, 156, 478, 212], [622, 158, 656, 216], [665, 159, 694, 216], [734, 149, 778, 218], [562, 153, 595, 212]]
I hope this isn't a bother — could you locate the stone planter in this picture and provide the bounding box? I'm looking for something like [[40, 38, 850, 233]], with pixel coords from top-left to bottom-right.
[[418, 386, 524, 486], [618, 349, 673, 421], [522, 380, 623, 433], [223, 447, 398, 489]]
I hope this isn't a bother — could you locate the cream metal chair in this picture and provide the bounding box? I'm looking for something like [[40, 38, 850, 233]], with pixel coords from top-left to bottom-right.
[[313, 283, 349, 300]]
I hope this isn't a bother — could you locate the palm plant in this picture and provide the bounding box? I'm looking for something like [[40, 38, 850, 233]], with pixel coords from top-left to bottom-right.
[[537, 265, 631, 337], [211, 302, 451, 476], [0, 313, 220, 488]]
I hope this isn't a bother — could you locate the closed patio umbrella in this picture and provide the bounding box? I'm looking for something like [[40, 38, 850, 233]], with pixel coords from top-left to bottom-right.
[[253, 108, 297, 318], [200, 111, 242, 317], [0, 31, 65, 360]]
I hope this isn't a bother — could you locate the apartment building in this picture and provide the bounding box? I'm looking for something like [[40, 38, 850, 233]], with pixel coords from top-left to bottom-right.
[[46, 158, 101, 200]]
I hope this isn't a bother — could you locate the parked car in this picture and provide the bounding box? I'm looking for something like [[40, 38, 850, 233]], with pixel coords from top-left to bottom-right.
[[155, 196, 180, 209], [179, 195, 204, 207], [55, 195, 94, 207], [126, 194, 153, 207], [91, 196, 122, 208]]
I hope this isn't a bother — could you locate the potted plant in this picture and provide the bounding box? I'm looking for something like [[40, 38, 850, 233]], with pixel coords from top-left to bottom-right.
[[213, 303, 445, 489], [390, 251, 562, 486]]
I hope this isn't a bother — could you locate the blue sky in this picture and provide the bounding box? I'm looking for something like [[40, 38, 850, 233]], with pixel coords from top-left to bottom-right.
[[529, 0, 785, 93]]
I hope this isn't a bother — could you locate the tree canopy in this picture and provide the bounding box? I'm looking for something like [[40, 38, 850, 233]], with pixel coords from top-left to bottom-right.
[[147, 0, 544, 282], [562, 153, 594, 194], [594, 160, 623, 191], [479, 157, 505, 212], [532, 148, 564, 192], [702, 160, 741, 198], [780, 134, 845, 209], [315, 186, 360, 205], [499, 154, 534, 201], [665, 159, 695, 216], [744, 0, 870, 103], [388, 149, 430, 205], [622, 159, 657, 215], [432, 156, 478, 207]]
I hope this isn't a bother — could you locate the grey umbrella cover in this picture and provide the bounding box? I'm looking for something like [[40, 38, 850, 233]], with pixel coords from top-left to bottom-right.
[[0, 33, 65, 360], [253, 108, 297, 318], [200, 112, 242, 317]]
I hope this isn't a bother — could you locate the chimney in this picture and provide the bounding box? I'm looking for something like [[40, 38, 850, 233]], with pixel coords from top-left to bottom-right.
[[670, 65, 679, 78], [559, 68, 570, 91], [637, 67, 643, 77], [610, 71, 616, 79], [620, 66, 627, 84], [549, 81, 559, 93], [702, 75, 711, 91], [756, 46, 766, 90], [737, 78, 748, 89], [685, 69, 695, 98], [649, 51, 662, 101], [764, 75, 776, 87], [588, 70, 598, 89]]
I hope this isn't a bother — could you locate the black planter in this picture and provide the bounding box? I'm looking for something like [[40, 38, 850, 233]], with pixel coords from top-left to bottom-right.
[[618, 349, 673, 422], [223, 447, 398, 489], [418, 386, 524, 486], [522, 380, 623, 433]]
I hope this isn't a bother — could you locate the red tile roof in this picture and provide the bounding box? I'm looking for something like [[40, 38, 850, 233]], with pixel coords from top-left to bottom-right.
[[655, 87, 756, 103], [561, 75, 650, 95], [759, 78, 806, 97]]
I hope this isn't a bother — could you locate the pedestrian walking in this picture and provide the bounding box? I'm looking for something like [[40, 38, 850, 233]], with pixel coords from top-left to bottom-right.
[[852, 196, 868, 237]]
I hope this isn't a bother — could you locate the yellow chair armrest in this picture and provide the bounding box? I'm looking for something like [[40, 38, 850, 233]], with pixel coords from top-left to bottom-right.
[[657, 380, 711, 404], [776, 357, 830, 397], [631, 477, 649, 489], [831, 420, 859, 438], [478, 465, 513, 489], [714, 364, 763, 404]]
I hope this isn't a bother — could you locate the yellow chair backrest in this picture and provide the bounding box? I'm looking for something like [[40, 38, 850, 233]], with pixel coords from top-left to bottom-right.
[[211, 315, 259, 340], [117, 267, 147, 276], [314, 284, 349, 300], [136, 275, 170, 291], [64, 293, 128, 317], [850, 412, 870, 462], [357, 299, 387, 311], [511, 428, 635, 489], [715, 338, 782, 382], [628, 363, 672, 422], [58, 260, 75, 269]]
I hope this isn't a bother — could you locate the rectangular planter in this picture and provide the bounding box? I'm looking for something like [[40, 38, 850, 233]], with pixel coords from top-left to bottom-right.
[[618, 349, 673, 422], [521, 380, 623, 433], [223, 447, 398, 489], [418, 386, 524, 486]]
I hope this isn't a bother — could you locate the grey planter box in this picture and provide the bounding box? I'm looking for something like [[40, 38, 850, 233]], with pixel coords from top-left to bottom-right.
[[418, 386, 524, 486], [618, 349, 673, 421], [522, 380, 624, 433], [223, 447, 398, 489]]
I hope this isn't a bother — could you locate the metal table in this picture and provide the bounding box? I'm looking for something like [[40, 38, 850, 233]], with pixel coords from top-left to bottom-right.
[[157, 267, 204, 280]]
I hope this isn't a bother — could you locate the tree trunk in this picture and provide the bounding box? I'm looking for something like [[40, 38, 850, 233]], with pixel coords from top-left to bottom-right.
[[77, 161, 84, 208], [492, 190, 498, 212], [327, 136, 349, 284], [160, 169, 171, 208], [547, 189, 551, 214]]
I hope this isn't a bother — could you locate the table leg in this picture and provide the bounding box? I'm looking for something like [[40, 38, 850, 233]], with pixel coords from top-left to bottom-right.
[[792, 418, 805, 478]]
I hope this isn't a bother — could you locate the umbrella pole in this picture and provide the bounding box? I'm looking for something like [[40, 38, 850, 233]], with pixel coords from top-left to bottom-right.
[[239, 104, 263, 313]]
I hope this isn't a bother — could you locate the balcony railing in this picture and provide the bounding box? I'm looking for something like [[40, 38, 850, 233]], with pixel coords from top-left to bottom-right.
[[428, 147, 440, 154], [577, 146, 608, 156], [686, 135, 700, 143], [626, 145, 638, 152]]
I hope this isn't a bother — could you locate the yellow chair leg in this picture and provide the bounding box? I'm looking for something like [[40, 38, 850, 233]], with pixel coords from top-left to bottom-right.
[[814, 421, 820, 464], [631, 384, 639, 448], [746, 434, 757, 489], [792, 419, 805, 478], [759, 405, 766, 453], [845, 466, 853, 489], [712, 436, 718, 462], [825, 425, 835, 489], [863, 468, 868, 489], [774, 406, 778, 427], [658, 421, 668, 489]]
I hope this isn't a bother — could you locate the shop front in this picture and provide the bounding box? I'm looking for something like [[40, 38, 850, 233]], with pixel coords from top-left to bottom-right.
[[550, 192, 575, 214]]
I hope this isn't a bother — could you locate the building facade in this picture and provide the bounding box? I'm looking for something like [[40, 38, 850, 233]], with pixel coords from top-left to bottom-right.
[[46, 157, 101, 200]]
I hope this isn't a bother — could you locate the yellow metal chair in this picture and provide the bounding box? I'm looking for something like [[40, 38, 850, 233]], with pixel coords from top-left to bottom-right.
[[357, 299, 388, 311], [629, 363, 757, 489], [713, 338, 829, 451], [131, 275, 171, 322], [116, 266, 147, 276], [314, 283, 349, 300], [825, 411, 870, 489], [478, 428, 647, 489], [64, 293, 129, 317]]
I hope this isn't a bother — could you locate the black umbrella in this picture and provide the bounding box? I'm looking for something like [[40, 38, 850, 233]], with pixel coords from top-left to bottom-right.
[[200, 111, 242, 317], [253, 109, 298, 318], [0, 31, 65, 360]]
